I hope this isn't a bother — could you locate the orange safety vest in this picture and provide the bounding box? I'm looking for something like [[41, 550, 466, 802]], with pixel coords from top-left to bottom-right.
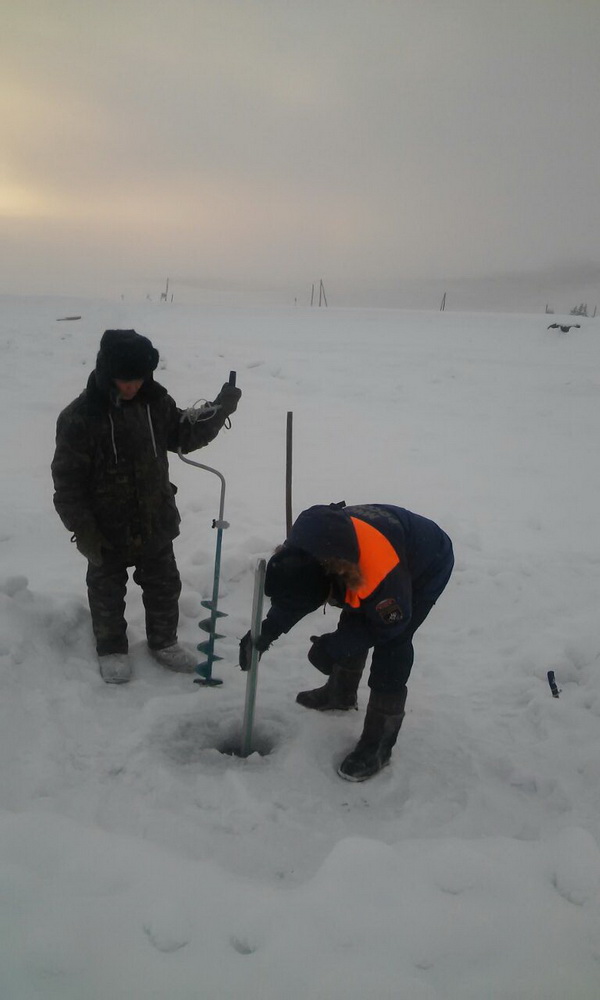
[[344, 516, 400, 608]]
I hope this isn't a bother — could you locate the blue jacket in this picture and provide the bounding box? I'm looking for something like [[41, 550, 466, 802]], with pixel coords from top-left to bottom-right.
[[264, 503, 454, 661]]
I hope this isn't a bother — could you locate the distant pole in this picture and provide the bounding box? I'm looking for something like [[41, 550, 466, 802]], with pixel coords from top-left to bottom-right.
[[286, 412, 293, 535], [310, 283, 315, 306], [319, 280, 328, 307], [440, 291, 447, 311]]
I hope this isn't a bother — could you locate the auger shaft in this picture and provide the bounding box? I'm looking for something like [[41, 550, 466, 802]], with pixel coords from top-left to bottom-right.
[[240, 558, 266, 756]]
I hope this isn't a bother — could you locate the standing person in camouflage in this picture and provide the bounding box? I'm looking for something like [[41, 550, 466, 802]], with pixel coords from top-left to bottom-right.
[[51, 329, 241, 684]]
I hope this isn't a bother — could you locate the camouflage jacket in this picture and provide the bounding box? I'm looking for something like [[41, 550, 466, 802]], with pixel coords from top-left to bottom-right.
[[51, 372, 230, 558]]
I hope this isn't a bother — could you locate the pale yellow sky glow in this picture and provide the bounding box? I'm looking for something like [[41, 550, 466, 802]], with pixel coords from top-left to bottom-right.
[[0, 182, 61, 219], [1, 0, 599, 308]]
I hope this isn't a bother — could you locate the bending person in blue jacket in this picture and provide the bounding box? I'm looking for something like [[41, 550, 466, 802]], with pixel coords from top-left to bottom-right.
[[239, 502, 454, 781]]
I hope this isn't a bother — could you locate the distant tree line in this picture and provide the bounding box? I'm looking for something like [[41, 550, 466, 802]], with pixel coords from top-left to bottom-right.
[[547, 303, 598, 318]]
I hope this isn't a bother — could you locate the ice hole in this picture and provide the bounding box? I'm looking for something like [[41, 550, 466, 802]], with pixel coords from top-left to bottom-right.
[[216, 725, 277, 759], [157, 717, 280, 764]]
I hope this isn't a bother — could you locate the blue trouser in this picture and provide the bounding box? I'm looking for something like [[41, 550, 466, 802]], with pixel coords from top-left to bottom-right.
[[369, 542, 454, 695]]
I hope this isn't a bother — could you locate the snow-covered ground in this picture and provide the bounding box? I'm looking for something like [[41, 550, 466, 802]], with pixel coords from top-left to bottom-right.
[[1, 295, 599, 999]]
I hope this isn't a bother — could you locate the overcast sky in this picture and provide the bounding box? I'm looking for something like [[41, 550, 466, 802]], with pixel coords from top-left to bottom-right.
[[2, 0, 599, 309]]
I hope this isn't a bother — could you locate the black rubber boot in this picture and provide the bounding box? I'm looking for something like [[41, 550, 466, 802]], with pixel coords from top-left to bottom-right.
[[296, 655, 366, 711], [337, 687, 407, 781]]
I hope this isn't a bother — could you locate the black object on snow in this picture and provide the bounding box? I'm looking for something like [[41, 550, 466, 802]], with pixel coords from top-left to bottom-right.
[[547, 670, 561, 698]]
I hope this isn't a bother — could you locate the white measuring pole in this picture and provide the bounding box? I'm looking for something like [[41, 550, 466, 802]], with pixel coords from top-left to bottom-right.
[[240, 558, 266, 757]]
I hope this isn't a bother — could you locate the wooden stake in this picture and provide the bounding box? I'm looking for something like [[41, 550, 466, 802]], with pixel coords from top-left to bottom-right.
[[286, 411, 293, 535]]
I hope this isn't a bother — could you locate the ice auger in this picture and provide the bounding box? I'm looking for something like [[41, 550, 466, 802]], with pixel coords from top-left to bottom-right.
[[240, 557, 267, 755], [178, 371, 236, 687]]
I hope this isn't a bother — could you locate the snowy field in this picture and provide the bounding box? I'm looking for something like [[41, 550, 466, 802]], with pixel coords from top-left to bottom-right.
[[1, 294, 599, 999]]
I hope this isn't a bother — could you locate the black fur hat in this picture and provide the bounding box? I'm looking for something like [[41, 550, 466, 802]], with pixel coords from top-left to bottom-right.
[[264, 546, 330, 612], [96, 329, 159, 381]]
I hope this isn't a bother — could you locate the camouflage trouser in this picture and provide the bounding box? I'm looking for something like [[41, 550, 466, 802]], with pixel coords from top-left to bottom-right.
[[86, 543, 182, 655]]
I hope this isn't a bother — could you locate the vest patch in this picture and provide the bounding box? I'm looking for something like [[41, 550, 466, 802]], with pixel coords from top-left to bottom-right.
[[375, 598, 403, 624]]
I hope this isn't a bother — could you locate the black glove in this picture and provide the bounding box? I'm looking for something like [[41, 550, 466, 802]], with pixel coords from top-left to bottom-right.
[[72, 525, 107, 567], [214, 382, 242, 417], [307, 635, 336, 676], [239, 628, 273, 671]]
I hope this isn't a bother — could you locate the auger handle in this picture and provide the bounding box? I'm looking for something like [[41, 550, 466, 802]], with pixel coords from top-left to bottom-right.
[[229, 370, 236, 386]]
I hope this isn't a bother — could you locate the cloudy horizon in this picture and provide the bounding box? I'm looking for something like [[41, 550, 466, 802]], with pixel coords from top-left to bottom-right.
[[2, 0, 599, 311]]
